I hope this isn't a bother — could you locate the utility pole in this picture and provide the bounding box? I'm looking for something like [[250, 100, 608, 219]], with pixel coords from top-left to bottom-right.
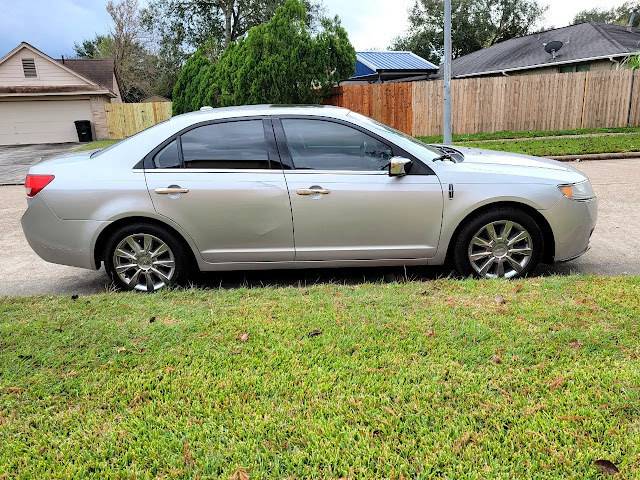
[[443, 0, 452, 144]]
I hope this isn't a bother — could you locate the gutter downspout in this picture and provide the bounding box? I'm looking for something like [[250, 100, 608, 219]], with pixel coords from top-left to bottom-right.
[[609, 56, 621, 70]]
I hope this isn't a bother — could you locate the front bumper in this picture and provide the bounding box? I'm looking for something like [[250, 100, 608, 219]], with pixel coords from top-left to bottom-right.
[[542, 195, 598, 262], [21, 195, 107, 270]]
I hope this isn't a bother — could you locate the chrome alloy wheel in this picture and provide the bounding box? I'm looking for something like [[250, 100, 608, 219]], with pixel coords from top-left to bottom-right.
[[467, 220, 533, 279], [112, 234, 176, 291]]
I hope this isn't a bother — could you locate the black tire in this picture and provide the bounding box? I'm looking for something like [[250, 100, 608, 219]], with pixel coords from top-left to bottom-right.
[[452, 207, 543, 279], [104, 223, 190, 292]]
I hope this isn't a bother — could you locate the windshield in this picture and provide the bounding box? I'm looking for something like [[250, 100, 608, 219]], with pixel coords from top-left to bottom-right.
[[347, 112, 442, 160]]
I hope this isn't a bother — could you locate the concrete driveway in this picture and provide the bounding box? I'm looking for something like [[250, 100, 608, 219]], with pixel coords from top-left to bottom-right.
[[0, 143, 81, 185], [0, 158, 639, 296]]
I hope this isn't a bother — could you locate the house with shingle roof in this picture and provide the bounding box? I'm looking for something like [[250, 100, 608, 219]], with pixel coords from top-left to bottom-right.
[[0, 42, 122, 145], [444, 22, 640, 79]]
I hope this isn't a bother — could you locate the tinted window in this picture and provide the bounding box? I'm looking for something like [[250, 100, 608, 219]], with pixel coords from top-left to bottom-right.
[[281, 119, 393, 171], [181, 120, 269, 169], [153, 139, 180, 168]]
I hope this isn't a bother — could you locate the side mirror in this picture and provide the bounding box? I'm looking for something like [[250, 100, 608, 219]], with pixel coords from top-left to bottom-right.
[[389, 156, 412, 177]]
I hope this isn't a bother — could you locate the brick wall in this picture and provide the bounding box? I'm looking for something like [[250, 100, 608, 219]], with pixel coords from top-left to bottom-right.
[[89, 95, 109, 140]]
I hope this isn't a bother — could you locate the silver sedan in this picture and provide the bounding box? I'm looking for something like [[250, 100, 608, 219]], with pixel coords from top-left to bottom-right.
[[21, 105, 597, 291]]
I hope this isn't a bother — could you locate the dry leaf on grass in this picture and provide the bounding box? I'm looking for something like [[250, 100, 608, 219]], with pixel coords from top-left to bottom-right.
[[514, 284, 523, 293], [453, 432, 474, 453], [117, 347, 126, 353], [382, 406, 397, 417], [239, 333, 249, 343], [594, 459, 619, 475], [549, 376, 565, 390], [494, 294, 505, 304], [183, 441, 195, 468], [131, 392, 149, 405], [569, 339, 583, 349], [427, 328, 435, 337], [231, 468, 250, 480]]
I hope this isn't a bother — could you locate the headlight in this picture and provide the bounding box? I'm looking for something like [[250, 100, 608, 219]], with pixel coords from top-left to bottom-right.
[[558, 180, 595, 200]]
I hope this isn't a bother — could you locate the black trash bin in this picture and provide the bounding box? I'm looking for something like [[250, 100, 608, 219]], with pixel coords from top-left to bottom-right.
[[74, 120, 93, 142]]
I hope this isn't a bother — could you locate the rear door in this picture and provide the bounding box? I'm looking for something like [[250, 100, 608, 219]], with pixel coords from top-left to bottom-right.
[[274, 117, 443, 261], [144, 118, 295, 264]]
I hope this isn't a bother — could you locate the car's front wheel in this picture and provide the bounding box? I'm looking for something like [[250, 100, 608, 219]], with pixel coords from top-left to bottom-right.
[[104, 223, 189, 292], [452, 207, 543, 279]]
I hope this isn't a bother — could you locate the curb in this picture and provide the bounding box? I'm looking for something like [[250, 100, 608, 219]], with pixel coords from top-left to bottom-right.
[[548, 152, 640, 161]]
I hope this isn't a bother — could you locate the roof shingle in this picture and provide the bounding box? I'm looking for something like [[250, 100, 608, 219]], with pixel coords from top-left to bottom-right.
[[55, 58, 116, 90], [450, 22, 640, 78]]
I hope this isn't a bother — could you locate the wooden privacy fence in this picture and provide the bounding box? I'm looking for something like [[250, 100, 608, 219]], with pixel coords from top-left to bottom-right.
[[326, 70, 640, 136], [105, 102, 172, 139]]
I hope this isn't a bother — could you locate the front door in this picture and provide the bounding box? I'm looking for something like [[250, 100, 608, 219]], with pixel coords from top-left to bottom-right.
[[144, 118, 294, 264], [274, 117, 443, 261]]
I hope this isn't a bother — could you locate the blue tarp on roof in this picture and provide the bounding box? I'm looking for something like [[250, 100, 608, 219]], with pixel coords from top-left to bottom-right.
[[351, 51, 438, 78]]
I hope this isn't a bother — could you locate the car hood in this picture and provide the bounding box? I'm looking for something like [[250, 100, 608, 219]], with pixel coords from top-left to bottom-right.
[[440, 146, 587, 184]]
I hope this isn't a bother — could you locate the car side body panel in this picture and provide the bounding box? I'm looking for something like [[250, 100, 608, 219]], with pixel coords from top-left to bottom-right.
[[145, 169, 295, 263], [284, 170, 443, 260]]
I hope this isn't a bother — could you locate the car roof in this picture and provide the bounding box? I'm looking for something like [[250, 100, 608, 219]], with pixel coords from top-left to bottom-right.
[[173, 104, 351, 123]]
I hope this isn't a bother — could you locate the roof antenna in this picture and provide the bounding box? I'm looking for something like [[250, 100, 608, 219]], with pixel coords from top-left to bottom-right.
[[628, 8, 638, 32], [61, 55, 65, 64], [543, 41, 563, 60]]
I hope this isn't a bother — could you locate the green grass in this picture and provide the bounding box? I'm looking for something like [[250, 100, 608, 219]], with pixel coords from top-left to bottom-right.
[[74, 139, 120, 152], [456, 133, 640, 157], [417, 126, 640, 144], [2, 276, 640, 479]]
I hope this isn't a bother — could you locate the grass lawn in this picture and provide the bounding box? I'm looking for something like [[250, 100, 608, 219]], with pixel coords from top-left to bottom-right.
[[74, 139, 120, 152], [456, 133, 640, 157], [1, 276, 639, 478], [417, 126, 640, 144]]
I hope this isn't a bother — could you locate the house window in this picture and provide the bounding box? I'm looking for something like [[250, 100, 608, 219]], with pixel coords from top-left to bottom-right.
[[22, 58, 37, 78]]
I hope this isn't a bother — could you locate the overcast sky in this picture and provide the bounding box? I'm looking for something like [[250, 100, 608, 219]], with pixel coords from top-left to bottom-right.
[[0, 0, 629, 58]]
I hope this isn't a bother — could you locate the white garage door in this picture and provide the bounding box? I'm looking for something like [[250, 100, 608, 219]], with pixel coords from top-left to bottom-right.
[[0, 99, 93, 145]]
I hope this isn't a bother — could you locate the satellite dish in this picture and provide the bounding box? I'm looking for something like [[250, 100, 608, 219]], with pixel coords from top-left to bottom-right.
[[544, 41, 563, 59]]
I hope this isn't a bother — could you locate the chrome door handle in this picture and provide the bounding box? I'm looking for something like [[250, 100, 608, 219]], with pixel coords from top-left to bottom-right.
[[296, 188, 331, 195], [155, 187, 189, 195]]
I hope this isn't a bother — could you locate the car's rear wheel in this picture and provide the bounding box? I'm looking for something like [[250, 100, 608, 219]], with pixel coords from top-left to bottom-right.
[[452, 207, 543, 279], [104, 224, 189, 292]]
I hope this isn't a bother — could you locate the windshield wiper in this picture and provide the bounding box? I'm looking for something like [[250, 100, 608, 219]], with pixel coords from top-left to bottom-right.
[[432, 153, 452, 162]]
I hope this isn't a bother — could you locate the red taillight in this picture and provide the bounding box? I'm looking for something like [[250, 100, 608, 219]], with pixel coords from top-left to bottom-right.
[[25, 174, 55, 197]]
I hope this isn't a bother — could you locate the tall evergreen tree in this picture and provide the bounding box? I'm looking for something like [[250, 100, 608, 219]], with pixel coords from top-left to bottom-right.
[[172, 0, 355, 113]]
